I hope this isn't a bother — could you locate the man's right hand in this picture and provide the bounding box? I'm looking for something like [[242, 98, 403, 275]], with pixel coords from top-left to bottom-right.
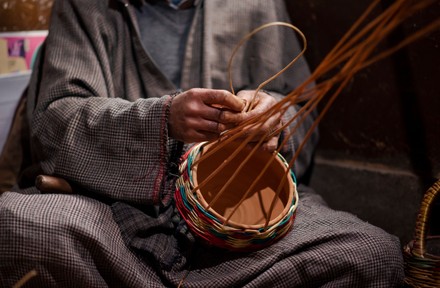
[[168, 88, 246, 143]]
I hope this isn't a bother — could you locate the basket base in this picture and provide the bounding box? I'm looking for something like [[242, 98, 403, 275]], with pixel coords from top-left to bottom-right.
[[404, 236, 440, 288]]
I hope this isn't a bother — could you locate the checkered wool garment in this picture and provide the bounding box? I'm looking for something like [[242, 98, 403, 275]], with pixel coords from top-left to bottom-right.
[[0, 0, 404, 287]]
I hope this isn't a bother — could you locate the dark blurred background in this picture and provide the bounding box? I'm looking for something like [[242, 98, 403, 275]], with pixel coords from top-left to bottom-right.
[[286, 0, 439, 245]]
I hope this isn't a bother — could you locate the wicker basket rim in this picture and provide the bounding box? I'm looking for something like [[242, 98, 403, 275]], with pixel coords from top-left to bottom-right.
[[408, 179, 440, 258]]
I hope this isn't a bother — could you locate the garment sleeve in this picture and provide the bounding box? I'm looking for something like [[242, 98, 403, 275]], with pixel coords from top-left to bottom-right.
[[28, 0, 179, 205]]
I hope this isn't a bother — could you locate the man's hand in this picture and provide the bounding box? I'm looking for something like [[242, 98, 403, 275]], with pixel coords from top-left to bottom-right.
[[224, 90, 283, 152], [168, 88, 245, 143]]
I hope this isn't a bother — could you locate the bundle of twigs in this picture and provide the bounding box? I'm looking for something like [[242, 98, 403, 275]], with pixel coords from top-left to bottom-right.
[[191, 0, 440, 229]]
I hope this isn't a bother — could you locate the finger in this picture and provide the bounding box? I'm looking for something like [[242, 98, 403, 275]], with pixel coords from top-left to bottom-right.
[[200, 119, 229, 134], [241, 115, 278, 136], [202, 90, 245, 112], [236, 90, 261, 109], [202, 104, 246, 124], [202, 106, 225, 123], [260, 112, 283, 135], [261, 136, 279, 152], [236, 117, 281, 142], [267, 117, 284, 137]]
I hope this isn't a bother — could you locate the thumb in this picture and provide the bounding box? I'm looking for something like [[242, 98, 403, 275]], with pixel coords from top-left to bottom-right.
[[202, 90, 246, 112]]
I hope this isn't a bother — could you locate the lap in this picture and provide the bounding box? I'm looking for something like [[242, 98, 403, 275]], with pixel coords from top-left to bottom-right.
[[180, 186, 403, 287], [0, 188, 404, 287], [0, 192, 159, 287]]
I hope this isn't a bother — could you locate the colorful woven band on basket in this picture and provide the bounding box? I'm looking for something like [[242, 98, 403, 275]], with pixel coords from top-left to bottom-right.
[[175, 142, 299, 251]]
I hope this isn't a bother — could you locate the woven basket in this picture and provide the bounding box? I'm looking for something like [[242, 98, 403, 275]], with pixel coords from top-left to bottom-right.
[[175, 141, 298, 251], [403, 179, 440, 287]]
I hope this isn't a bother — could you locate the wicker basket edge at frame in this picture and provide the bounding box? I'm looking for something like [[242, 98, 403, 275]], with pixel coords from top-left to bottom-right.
[[403, 179, 440, 287]]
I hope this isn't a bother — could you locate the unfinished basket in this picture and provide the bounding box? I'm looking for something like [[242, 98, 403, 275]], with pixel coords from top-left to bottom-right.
[[175, 141, 298, 251], [403, 179, 440, 287]]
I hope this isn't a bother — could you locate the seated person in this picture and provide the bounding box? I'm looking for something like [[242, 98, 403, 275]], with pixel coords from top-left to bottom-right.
[[0, 0, 404, 287]]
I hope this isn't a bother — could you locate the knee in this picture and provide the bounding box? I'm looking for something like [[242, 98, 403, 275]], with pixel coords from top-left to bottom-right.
[[0, 192, 111, 255], [0, 192, 112, 286], [344, 226, 405, 286]]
